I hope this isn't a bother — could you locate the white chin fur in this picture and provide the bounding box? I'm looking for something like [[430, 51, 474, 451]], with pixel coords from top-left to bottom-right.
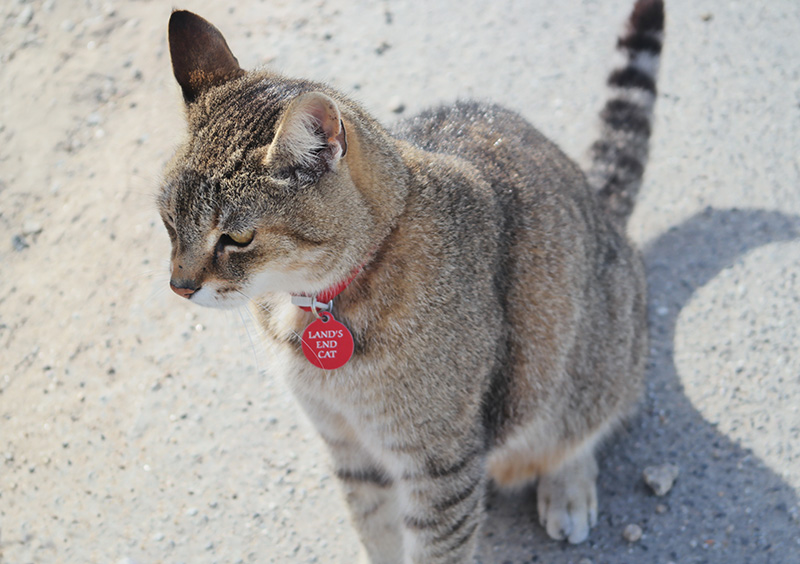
[[187, 266, 337, 310], [189, 285, 249, 309]]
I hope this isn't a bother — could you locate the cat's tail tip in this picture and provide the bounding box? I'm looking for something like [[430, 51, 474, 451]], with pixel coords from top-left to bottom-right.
[[629, 0, 664, 35], [587, 0, 664, 228]]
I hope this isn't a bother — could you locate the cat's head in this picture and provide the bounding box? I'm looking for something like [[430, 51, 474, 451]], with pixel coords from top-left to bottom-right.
[[159, 11, 384, 309]]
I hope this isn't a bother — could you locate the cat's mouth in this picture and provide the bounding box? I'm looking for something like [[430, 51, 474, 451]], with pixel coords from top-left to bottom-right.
[[169, 280, 250, 310]]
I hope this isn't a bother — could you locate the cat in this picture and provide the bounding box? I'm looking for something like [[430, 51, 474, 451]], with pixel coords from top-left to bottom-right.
[[158, 1, 664, 562]]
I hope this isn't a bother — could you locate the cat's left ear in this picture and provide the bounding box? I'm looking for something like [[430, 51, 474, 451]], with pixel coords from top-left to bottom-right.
[[265, 92, 348, 172], [168, 10, 245, 103]]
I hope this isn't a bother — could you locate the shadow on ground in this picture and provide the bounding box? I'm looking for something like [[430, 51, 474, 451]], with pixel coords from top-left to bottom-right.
[[477, 207, 800, 564]]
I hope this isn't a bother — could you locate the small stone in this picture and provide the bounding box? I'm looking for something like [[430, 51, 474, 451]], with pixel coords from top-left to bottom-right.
[[22, 220, 42, 235], [16, 5, 33, 27], [60, 19, 75, 32], [655, 503, 668, 514], [578, 559, 594, 564], [623, 523, 643, 542], [186, 507, 198, 516], [701, 13, 713, 22], [643, 463, 680, 496], [152, 532, 165, 542], [388, 96, 405, 114], [12, 234, 29, 251]]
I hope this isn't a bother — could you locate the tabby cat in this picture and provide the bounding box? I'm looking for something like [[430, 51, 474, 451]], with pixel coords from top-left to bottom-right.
[[159, 1, 664, 561]]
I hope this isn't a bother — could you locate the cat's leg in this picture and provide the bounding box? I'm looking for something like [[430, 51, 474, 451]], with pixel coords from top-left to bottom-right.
[[294, 394, 403, 564], [397, 442, 488, 564], [536, 448, 598, 544], [327, 437, 403, 564]]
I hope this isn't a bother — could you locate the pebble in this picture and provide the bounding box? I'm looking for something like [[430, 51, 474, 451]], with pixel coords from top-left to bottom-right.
[[655, 503, 668, 514], [12, 234, 29, 251], [623, 523, 643, 542], [643, 463, 680, 496], [16, 5, 33, 27], [22, 220, 42, 235], [578, 559, 594, 564], [388, 96, 405, 114], [60, 19, 75, 32]]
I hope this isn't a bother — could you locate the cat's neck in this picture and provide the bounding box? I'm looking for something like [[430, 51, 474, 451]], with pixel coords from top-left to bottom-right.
[[341, 108, 410, 239]]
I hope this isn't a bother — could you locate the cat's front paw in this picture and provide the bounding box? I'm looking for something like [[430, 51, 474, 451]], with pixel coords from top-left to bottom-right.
[[536, 452, 598, 544]]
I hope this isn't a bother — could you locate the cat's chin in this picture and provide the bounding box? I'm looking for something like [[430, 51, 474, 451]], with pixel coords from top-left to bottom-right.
[[188, 287, 250, 310]]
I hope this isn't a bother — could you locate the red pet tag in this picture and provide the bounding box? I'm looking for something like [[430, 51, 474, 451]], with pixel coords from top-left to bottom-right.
[[301, 312, 354, 370]]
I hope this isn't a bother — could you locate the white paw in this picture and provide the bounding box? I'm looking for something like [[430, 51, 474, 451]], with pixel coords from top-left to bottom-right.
[[536, 455, 598, 544]]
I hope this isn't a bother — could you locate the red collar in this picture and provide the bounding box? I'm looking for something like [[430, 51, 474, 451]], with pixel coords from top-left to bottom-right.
[[291, 257, 370, 312]]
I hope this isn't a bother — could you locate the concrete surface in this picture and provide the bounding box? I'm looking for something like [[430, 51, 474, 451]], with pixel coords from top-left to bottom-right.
[[1, 0, 798, 562]]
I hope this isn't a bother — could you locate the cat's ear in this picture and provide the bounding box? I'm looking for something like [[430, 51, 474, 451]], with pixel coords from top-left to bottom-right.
[[265, 92, 348, 172], [168, 10, 246, 104]]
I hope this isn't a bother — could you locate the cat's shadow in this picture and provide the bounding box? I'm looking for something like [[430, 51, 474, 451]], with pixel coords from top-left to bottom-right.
[[477, 207, 800, 563]]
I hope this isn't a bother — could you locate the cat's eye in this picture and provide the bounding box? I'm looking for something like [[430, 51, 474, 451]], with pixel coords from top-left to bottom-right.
[[223, 229, 255, 247]]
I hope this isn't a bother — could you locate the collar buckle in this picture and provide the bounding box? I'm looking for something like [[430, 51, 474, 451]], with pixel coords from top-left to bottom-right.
[[291, 295, 333, 318]]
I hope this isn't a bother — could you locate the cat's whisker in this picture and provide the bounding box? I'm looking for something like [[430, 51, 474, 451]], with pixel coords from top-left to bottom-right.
[[136, 269, 168, 281], [235, 290, 272, 316], [149, 286, 169, 299], [289, 329, 321, 360], [234, 305, 262, 375], [240, 304, 268, 340], [237, 290, 321, 356], [234, 290, 326, 369]]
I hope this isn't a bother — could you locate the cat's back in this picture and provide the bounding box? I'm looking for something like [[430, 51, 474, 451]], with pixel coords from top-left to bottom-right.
[[392, 100, 615, 307], [394, 101, 592, 211]]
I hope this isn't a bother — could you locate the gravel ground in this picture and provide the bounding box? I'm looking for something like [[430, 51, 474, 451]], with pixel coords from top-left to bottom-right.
[[1, 1, 799, 563]]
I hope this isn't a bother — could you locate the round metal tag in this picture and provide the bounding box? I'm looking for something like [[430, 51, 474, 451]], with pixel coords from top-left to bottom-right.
[[301, 312, 354, 370]]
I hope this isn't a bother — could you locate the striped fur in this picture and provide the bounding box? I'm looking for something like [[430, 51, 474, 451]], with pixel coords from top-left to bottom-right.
[[587, 0, 664, 227], [161, 2, 664, 562]]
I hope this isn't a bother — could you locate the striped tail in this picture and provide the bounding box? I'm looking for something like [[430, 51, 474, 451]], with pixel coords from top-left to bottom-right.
[[587, 0, 664, 228]]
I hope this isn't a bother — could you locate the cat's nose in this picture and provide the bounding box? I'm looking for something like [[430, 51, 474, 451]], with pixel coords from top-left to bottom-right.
[[170, 281, 200, 299]]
